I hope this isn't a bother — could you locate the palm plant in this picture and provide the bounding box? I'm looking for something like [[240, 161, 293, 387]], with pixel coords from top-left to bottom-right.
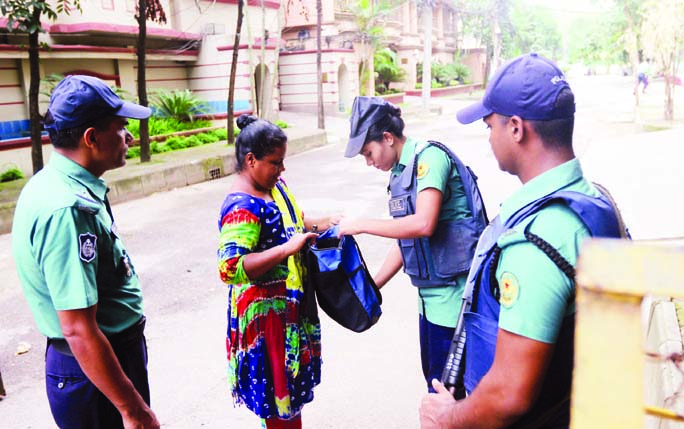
[[374, 48, 406, 93], [150, 89, 209, 122]]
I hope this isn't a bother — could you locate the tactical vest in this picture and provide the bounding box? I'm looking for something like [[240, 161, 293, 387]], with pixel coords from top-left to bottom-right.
[[463, 190, 623, 428], [388, 141, 488, 287]]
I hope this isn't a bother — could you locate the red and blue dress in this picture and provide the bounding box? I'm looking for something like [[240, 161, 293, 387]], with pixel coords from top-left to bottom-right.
[[217, 181, 321, 420]]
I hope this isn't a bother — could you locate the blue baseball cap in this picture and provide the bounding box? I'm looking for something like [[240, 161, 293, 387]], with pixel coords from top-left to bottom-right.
[[44, 75, 151, 132], [345, 96, 399, 158], [457, 53, 575, 124]]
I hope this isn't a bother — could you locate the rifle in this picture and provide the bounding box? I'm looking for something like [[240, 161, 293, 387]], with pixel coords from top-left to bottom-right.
[[440, 278, 474, 399]]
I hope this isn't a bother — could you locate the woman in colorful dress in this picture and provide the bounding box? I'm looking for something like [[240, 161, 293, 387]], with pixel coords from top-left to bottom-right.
[[217, 114, 337, 429]]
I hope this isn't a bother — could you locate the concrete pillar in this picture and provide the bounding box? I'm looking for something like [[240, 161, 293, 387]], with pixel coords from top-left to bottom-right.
[[436, 3, 444, 39]]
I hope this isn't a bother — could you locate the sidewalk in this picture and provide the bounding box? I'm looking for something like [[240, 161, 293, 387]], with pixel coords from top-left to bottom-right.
[[0, 125, 328, 234], [0, 102, 444, 234]]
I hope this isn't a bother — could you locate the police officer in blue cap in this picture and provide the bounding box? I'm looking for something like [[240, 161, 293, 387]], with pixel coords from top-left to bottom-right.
[[339, 96, 488, 393], [12, 75, 159, 428], [419, 53, 627, 428]]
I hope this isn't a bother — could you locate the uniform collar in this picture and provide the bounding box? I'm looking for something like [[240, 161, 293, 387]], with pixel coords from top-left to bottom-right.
[[499, 158, 584, 224], [48, 151, 109, 201], [392, 136, 418, 175]]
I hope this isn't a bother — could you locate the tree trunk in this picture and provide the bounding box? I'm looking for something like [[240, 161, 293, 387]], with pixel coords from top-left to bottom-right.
[[227, 0, 244, 145], [137, 0, 151, 162], [421, 5, 432, 110], [258, 0, 267, 118], [28, 8, 44, 174], [0, 367, 5, 398], [665, 60, 674, 120], [316, 0, 325, 129], [366, 49, 375, 97]]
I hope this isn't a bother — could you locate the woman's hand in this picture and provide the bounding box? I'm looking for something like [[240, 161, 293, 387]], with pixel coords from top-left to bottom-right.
[[282, 232, 318, 257]]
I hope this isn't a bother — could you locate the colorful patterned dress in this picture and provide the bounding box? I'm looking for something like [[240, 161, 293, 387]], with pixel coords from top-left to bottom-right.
[[217, 180, 322, 420]]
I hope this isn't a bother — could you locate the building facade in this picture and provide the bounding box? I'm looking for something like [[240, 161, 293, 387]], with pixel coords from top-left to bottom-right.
[[0, 0, 484, 141]]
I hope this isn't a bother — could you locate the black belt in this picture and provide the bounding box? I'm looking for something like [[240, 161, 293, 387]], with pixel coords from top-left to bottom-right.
[[48, 315, 146, 357]]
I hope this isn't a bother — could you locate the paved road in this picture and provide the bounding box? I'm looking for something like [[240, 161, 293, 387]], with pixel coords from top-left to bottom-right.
[[1, 74, 683, 428]]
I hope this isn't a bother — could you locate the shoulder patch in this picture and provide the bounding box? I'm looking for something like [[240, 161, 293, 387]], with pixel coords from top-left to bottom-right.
[[417, 162, 429, 179], [79, 233, 97, 262], [499, 271, 520, 308]]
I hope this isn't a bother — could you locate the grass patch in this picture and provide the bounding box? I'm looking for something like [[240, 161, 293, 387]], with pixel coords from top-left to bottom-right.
[[642, 123, 672, 132]]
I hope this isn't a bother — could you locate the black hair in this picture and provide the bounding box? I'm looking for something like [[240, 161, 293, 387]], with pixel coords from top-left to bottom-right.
[[364, 104, 405, 144], [234, 114, 287, 172], [528, 88, 575, 150], [44, 111, 116, 149]]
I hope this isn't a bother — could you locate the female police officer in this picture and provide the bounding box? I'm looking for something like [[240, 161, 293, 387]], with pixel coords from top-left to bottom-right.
[[338, 96, 487, 392]]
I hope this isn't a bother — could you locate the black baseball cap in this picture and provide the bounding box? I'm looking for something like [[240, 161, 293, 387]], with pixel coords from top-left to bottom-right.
[[345, 96, 398, 158]]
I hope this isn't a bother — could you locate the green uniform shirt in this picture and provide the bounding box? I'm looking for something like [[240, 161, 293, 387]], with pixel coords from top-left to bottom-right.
[[495, 159, 598, 343], [392, 137, 471, 328], [12, 152, 143, 339]]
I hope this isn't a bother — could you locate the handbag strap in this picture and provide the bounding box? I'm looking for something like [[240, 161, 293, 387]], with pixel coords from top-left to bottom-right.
[[275, 181, 298, 226], [346, 235, 383, 305]]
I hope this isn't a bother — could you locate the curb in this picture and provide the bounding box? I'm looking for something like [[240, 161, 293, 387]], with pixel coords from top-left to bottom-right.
[[0, 128, 328, 234]]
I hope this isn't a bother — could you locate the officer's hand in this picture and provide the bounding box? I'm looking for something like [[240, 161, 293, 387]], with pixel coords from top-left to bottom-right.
[[122, 404, 160, 429], [284, 232, 318, 256], [419, 379, 457, 429], [326, 213, 343, 229], [336, 217, 362, 237]]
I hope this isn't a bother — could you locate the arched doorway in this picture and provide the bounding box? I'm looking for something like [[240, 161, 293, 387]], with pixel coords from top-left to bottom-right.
[[338, 64, 352, 113], [253, 64, 273, 119]]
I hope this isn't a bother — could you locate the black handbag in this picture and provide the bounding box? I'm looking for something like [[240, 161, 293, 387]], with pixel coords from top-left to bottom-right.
[[305, 226, 382, 332]]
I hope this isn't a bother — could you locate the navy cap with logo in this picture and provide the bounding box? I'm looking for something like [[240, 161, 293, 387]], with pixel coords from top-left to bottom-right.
[[44, 75, 151, 133], [457, 53, 575, 124], [345, 96, 399, 158]]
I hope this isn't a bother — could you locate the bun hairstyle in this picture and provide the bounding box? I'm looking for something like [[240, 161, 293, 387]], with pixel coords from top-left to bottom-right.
[[234, 114, 287, 172], [365, 102, 406, 145], [236, 114, 258, 130]]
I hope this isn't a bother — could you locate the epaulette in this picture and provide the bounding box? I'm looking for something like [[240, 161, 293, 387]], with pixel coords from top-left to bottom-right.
[[497, 215, 538, 248], [72, 191, 101, 215]]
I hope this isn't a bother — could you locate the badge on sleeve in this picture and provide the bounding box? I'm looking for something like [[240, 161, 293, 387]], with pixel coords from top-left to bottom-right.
[[499, 272, 520, 308], [417, 162, 429, 179], [79, 233, 97, 262]]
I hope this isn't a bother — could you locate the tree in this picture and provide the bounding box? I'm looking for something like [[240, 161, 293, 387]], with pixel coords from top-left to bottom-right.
[[136, 0, 167, 163], [0, 0, 81, 174], [457, 0, 512, 85], [610, 0, 645, 110], [316, 0, 325, 129], [418, 0, 434, 109], [641, 0, 684, 120], [227, 0, 245, 145], [504, 2, 561, 60], [349, 0, 396, 96], [566, 12, 626, 67]]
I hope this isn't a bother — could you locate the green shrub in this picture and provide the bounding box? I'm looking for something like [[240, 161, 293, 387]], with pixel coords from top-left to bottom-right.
[[197, 133, 219, 144], [165, 136, 188, 151], [150, 89, 210, 122], [274, 120, 289, 129], [127, 117, 212, 139], [184, 135, 202, 148], [126, 146, 141, 159], [0, 166, 24, 182]]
